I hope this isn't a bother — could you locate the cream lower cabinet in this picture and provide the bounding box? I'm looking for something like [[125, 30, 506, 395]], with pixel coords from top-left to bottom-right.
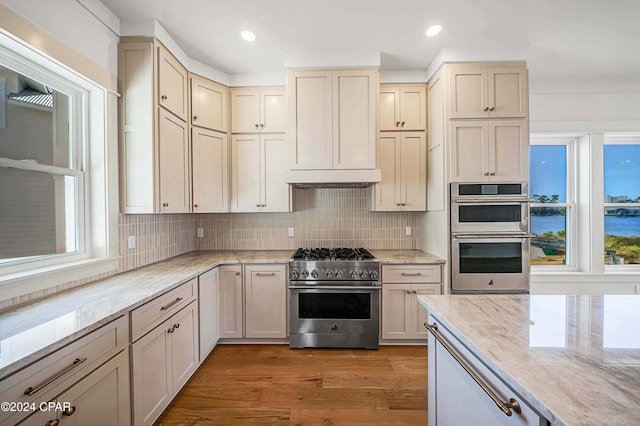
[[192, 128, 228, 212], [131, 301, 199, 426], [449, 119, 528, 183], [373, 131, 426, 211], [381, 264, 442, 340], [199, 268, 220, 360], [244, 264, 287, 338], [218, 265, 243, 338], [230, 134, 290, 212]]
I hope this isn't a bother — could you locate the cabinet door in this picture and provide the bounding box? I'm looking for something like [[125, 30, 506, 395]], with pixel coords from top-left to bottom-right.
[[399, 132, 426, 210], [131, 318, 172, 426], [218, 265, 243, 338], [262, 134, 291, 212], [230, 134, 261, 212], [288, 70, 333, 169], [399, 86, 427, 130], [448, 66, 487, 119], [260, 89, 286, 133], [244, 265, 287, 338], [411, 284, 440, 338], [487, 68, 528, 118], [449, 121, 490, 182], [191, 74, 227, 132], [158, 108, 190, 212], [374, 132, 400, 211], [56, 350, 130, 426], [381, 284, 412, 339], [169, 302, 199, 392], [199, 268, 219, 360], [231, 88, 260, 133], [192, 128, 228, 212], [379, 86, 400, 131], [333, 69, 377, 169], [157, 44, 187, 121], [489, 120, 528, 182]]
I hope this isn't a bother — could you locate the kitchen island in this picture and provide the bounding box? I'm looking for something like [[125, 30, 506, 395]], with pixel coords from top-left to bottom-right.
[[418, 294, 640, 425]]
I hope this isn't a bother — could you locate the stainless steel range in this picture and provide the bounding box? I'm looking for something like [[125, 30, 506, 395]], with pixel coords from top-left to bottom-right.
[[288, 248, 380, 349]]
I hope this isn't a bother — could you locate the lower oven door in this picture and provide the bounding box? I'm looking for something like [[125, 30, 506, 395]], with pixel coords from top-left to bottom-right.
[[451, 235, 531, 293], [288, 285, 380, 349]]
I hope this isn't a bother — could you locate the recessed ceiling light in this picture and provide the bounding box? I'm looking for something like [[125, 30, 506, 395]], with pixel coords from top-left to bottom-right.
[[425, 25, 442, 38], [240, 30, 256, 42]]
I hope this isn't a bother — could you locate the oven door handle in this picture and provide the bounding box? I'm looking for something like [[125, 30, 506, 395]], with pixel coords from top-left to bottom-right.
[[452, 233, 535, 239], [288, 285, 381, 290], [451, 198, 534, 204]]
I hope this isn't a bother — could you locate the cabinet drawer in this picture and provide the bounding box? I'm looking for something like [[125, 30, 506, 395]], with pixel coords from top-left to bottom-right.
[[131, 279, 196, 342], [382, 264, 442, 283], [0, 315, 128, 425]]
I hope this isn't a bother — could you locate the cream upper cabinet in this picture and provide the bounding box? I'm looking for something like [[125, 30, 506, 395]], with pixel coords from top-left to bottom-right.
[[449, 119, 528, 182], [158, 44, 188, 121], [288, 69, 377, 170], [379, 84, 427, 131], [190, 73, 227, 132], [448, 64, 528, 119], [192, 127, 228, 212], [230, 87, 286, 133], [373, 132, 426, 211], [119, 38, 191, 213], [230, 134, 290, 212], [244, 264, 287, 338]]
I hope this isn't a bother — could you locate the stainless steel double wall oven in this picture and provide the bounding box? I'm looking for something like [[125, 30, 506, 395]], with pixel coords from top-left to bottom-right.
[[450, 183, 533, 293], [288, 248, 380, 349]]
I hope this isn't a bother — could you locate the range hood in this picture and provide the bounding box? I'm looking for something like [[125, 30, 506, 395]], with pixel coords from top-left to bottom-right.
[[287, 169, 381, 188]]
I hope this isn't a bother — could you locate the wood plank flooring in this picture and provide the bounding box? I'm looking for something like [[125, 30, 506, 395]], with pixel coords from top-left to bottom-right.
[[156, 344, 428, 425]]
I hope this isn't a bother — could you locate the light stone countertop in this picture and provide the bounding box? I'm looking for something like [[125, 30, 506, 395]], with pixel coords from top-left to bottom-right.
[[418, 294, 640, 426], [0, 249, 443, 379]]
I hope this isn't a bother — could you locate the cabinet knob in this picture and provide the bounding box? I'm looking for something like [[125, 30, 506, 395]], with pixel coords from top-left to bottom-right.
[[194, 204, 199, 208], [260, 123, 264, 128], [193, 115, 198, 120], [490, 172, 496, 176], [235, 271, 240, 276], [163, 202, 169, 207], [62, 406, 77, 417], [483, 172, 490, 176], [412, 290, 417, 294], [255, 123, 259, 128], [45, 420, 60, 426], [401, 121, 406, 127], [406, 290, 411, 294], [483, 107, 489, 111], [161, 95, 168, 100], [489, 107, 495, 111], [395, 121, 400, 127]]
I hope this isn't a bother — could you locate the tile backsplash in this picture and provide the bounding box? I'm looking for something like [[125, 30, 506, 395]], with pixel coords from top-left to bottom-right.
[[2, 188, 419, 310]]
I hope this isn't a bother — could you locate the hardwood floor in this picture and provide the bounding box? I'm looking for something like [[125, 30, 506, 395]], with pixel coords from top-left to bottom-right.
[[156, 344, 428, 425]]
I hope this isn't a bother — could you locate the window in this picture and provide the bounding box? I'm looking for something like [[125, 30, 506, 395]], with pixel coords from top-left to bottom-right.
[[0, 29, 118, 300], [603, 141, 640, 267], [529, 138, 576, 268]]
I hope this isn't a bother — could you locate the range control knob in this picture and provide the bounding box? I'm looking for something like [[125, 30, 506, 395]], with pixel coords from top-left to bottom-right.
[[350, 270, 358, 279], [326, 270, 334, 278], [302, 270, 309, 278], [335, 270, 344, 279], [369, 270, 378, 280], [311, 270, 318, 279], [359, 270, 368, 279], [291, 269, 300, 279]]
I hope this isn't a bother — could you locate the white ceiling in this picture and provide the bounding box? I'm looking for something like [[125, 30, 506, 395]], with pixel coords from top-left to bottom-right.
[[99, 0, 640, 92]]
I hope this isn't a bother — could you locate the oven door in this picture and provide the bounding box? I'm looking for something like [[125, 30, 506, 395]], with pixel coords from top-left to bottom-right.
[[451, 200, 529, 233], [451, 235, 531, 293]]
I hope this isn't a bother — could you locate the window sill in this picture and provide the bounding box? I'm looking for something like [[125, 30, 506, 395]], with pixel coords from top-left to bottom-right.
[[0, 257, 119, 301]]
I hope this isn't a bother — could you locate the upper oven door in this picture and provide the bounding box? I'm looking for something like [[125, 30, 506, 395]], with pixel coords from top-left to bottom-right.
[[451, 200, 529, 233]]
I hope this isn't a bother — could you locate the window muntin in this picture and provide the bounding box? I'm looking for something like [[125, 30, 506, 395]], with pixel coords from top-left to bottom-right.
[[603, 143, 640, 266], [529, 141, 575, 268]]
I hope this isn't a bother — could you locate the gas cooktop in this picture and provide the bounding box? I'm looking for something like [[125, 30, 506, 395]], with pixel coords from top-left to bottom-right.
[[291, 247, 375, 261]]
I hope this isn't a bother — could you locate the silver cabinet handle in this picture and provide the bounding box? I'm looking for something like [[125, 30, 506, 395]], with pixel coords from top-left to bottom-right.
[[24, 358, 87, 396], [424, 322, 522, 417], [401, 272, 422, 276], [160, 297, 183, 311], [256, 272, 276, 276]]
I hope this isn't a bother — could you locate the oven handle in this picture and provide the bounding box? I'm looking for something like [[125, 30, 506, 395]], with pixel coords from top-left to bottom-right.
[[451, 198, 534, 204], [288, 285, 381, 290], [452, 233, 535, 239]]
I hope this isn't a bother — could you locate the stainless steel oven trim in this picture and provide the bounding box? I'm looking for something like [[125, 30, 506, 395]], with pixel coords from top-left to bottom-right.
[[451, 234, 530, 293]]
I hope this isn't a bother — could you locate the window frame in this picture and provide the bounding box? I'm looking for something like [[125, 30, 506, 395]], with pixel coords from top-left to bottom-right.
[[529, 135, 579, 272], [0, 28, 118, 301], [603, 134, 640, 273]]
